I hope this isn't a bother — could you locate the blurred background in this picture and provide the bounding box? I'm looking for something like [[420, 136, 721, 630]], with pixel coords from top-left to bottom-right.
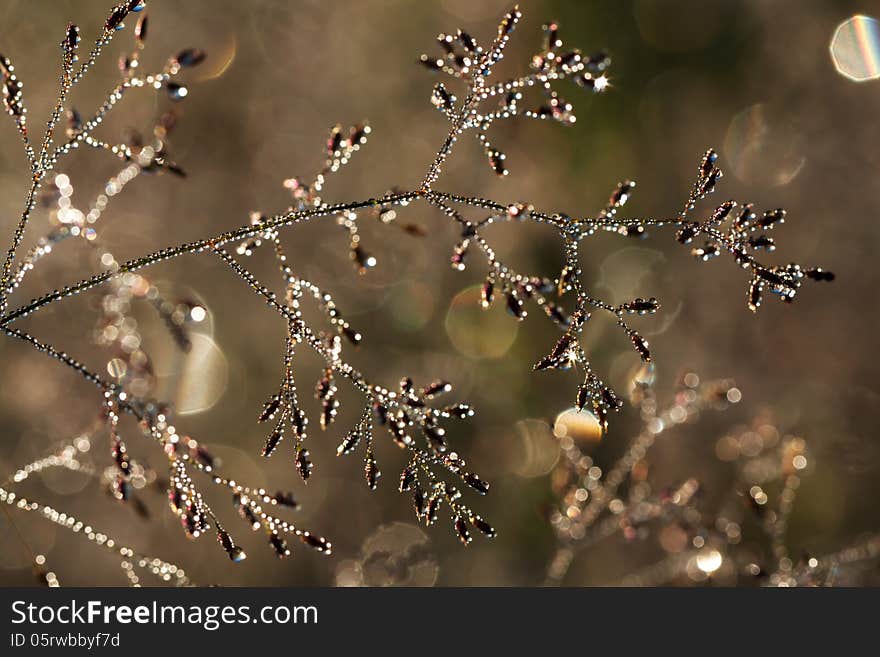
[[0, 0, 878, 586]]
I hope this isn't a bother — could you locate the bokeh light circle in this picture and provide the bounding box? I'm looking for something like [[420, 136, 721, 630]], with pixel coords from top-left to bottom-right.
[[724, 104, 805, 187], [445, 285, 519, 359], [831, 15, 880, 82]]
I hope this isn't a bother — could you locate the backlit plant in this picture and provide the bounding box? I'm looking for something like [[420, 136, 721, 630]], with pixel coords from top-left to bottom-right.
[[0, 2, 833, 583]]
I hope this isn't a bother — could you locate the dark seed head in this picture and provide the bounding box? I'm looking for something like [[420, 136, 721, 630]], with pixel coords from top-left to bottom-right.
[[471, 516, 496, 538], [269, 533, 290, 558], [175, 48, 206, 68], [464, 472, 490, 495], [454, 516, 472, 545]]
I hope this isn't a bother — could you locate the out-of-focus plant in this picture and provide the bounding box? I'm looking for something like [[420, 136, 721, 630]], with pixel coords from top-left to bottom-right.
[[0, 2, 833, 584], [547, 372, 879, 586]]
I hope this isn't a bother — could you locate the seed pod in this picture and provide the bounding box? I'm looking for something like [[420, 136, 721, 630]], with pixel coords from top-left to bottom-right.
[[454, 516, 472, 545], [320, 397, 339, 430], [576, 385, 589, 411], [165, 82, 188, 101], [190, 444, 215, 469], [337, 429, 361, 456], [262, 422, 283, 457], [295, 448, 312, 482], [747, 278, 763, 313], [471, 516, 496, 538], [557, 264, 577, 296], [621, 297, 660, 315], [699, 149, 718, 178], [269, 533, 290, 558], [480, 279, 494, 308], [543, 302, 569, 325], [451, 239, 469, 270], [629, 331, 651, 362], [690, 242, 719, 262], [389, 422, 414, 449], [756, 268, 787, 288], [609, 180, 635, 208], [601, 386, 622, 411], [419, 55, 442, 71], [498, 7, 522, 38], [676, 223, 699, 244], [506, 292, 526, 320], [349, 123, 369, 146], [804, 268, 834, 282], [425, 495, 440, 525], [168, 486, 183, 513], [111, 437, 129, 472], [351, 244, 376, 274], [733, 203, 756, 231], [65, 108, 81, 138], [594, 402, 609, 434], [487, 149, 508, 176], [372, 403, 388, 425], [181, 510, 198, 537], [135, 13, 148, 44], [517, 280, 536, 300], [709, 200, 737, 225], [290, 408, 306, 440], [399, 465, 417, 493], [431, 82, 455, 111], [457, 30, 477, 53], [218, 529, 246, 562], [327, 124, 343, 155], [235, 500, 260, 530], [258, 395, 281, 422], [105, 5, 129, 31], [625, 224, 646, 239], [437, 32, 454, 54], [748, 235, 775, 251], [699, 168, 723, 196], [272, 491, 299, 508], [528, 276, 553, 295], [558, 51, 582, 73], [413, 484, 426, 518], [464, 472, 490, 495], [758, 208, 786, 229], [175, 48, 206, 68], [63, 23, 80, 59], [110, 474, 129, 501], [445, 403, 474, 419], [533, 354, 557, 371], [423, 423, 447, 453], [317, 371, 338, 430], [163, 162, 186, 177], [422, 380, 452, 398], [341, 325, 362, 345], [550, 332, 575, 361], [300, 533, 331, 554], [364, 455, 381, 490], [2, 78, 23, 117]]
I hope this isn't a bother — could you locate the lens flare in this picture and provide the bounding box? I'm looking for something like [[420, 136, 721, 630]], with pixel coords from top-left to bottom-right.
[[831, 15, 880, 82]]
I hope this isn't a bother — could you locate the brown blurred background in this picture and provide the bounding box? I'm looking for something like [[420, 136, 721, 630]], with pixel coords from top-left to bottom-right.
[[0, 0, 878, 585]]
